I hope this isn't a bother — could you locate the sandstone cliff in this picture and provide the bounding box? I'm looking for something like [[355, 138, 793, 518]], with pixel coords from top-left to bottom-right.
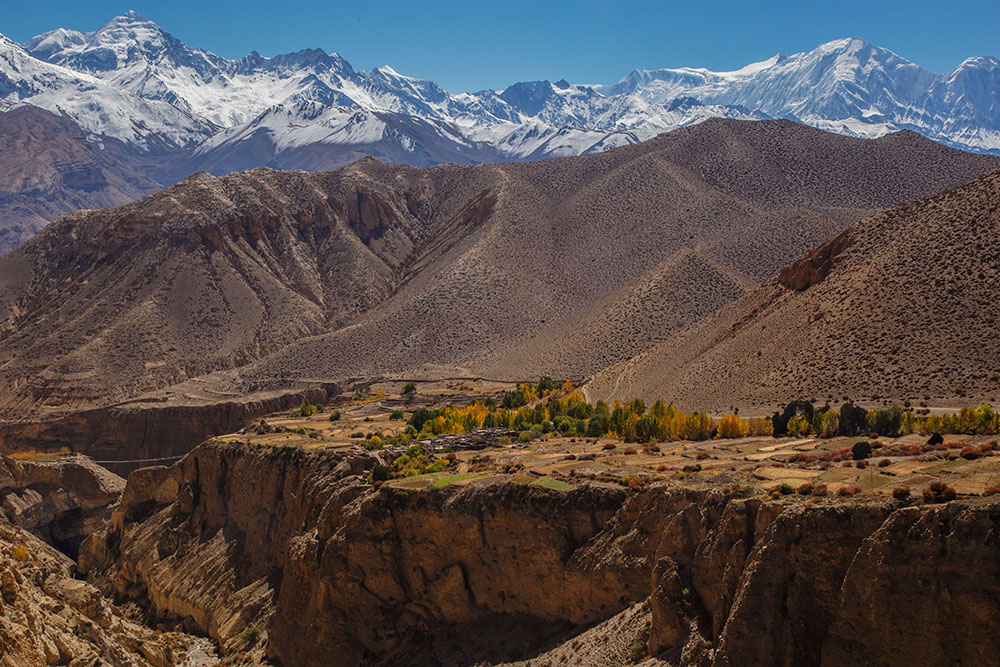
[[0, 454, 123, 559], [79, 441, 1000, 666]]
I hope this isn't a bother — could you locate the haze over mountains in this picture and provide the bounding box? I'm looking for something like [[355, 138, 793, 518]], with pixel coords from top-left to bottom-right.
[[0, 119, 995, 425]]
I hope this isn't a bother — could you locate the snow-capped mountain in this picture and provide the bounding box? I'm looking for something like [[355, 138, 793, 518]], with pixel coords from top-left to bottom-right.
[[4, 11, 1000, 175], [0, 29, 213, 149]]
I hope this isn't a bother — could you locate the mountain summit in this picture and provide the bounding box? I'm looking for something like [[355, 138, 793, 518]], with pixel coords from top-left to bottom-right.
[[6, 16, 999, 163]]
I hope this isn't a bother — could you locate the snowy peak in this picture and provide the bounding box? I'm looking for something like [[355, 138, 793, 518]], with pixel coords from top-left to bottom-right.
[[4, 15, 1000, 166], [29, 11, 209, 73]]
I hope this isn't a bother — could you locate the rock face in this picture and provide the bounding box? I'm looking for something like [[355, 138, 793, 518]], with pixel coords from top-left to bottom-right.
[[0, 384, 337, 477], [0, 454, 123, 558], [777, 228, 853, 290], [0, 501, 203, 665], [80, 441, 1000, 666]]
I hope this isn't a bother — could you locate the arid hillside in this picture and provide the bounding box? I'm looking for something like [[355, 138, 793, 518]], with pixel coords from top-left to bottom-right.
[[0, 106, 161, 253], [589, 167, 1000, 411], [0, 119, 997, 427]]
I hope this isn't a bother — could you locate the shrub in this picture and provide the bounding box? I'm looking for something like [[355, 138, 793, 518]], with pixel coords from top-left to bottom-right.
[[797, 483, 815, 495], [923, 482, 957, 503], [984, 486, 1000, 497], [837, 486, 861, 497], [349, 431, 365, 438], [892, 486, 911, 500], [294, 399, 315, 418], [726, 484, 755, 498], [856, 460, 868, 469], [369, 464, 391, 483], [960, 447, 980, 460], [623, 447, 637, 455], [776, 483, 795, 495], [695, 451, 710, 460], [877, 458, 891, 468], [402, 382, 418, 400], [602, 443, 616, 450], [10, 546, 28, 562], [811, 484, 828, 497], [329, 410, 342, 422], [389, 409, 405, 421], [242, 627, 262, 644]]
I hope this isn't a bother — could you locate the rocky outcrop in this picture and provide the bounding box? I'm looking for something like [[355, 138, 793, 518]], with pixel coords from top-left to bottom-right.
[[0, 454, 123, 558], [80, 442, 1000, 665], [0, 513, 205, 666], [777, 228, 853, 291], [81, 442, 374, 653], [822, 503, 1000, 666]]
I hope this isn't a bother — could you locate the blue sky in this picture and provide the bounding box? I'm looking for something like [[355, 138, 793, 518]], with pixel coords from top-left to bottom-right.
[[4, 0, 998, 92]]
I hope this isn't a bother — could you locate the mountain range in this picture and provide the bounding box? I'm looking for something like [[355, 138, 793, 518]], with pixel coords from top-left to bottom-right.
[[1, 12, 999, 252], [3, 12, 1000, 164], [0, 119, 995, 425]]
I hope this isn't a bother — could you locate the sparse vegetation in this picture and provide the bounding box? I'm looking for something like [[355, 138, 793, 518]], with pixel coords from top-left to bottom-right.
[[922, 482, 957, 503], [241, 627, 262, 644], [293, 398, 316, 418]]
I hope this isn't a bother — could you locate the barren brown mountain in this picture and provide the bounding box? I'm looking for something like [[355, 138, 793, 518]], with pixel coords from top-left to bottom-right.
[[0, 106, 161, 253], [0, 119, 997, 449], [589, 166, 1000, 411]]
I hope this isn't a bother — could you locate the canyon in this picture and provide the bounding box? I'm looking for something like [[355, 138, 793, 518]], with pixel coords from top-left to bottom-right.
[[64, 438, 1000, 666]]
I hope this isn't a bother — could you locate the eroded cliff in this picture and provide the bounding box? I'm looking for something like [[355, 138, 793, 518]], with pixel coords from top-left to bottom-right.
[[80, 442, 1000, 666]]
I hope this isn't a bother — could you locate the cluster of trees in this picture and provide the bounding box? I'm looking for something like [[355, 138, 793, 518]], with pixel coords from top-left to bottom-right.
[[399, 382, 765, 443], [771, 401, 1000, 439], [343, 376, 1000, 452], [499, 376, 563, 409], [393, 444, 451, 477], [916, 405, 1000, 436]]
